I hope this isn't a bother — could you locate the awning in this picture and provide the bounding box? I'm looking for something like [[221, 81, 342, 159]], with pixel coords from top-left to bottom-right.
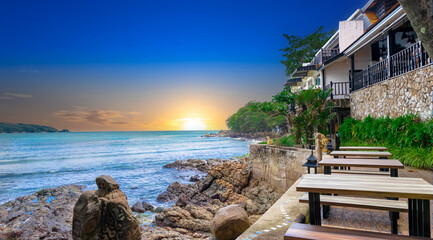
[[289, 65, 317, 78], [284, 78, 302, 86]]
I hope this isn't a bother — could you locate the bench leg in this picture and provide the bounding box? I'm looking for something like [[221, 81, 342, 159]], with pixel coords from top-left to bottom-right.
[[379, 157, 389, 172], [308, 192, 321, 226], [391, 211, 398, 234], [408, 199, 431, 237], [323, 205, 330, 219], [390, 169, 398, 177]]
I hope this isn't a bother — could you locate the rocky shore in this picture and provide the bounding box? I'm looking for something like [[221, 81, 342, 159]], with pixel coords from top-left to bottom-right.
[[202, 130, 280, 142], [0, 157, 279, 240]]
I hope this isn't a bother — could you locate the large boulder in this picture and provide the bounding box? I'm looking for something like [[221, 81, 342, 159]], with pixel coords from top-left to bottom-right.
[[210, 205, 250, 240], [72, 175, 141, 240]]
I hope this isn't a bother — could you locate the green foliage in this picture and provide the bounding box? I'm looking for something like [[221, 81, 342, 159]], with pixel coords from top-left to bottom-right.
[[0, 122, 69, 133], [250, 87, 335, 144], [226, 102, 285, 133], [339, 114, 433, 168], [289, 87, 335, 143], [273, 134, 296, 147], [250, 86, 295, 118], [280, 26, 335, 75]]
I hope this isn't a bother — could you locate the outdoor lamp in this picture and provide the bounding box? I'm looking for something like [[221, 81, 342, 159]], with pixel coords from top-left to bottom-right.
[[303, 148, 318, 174]]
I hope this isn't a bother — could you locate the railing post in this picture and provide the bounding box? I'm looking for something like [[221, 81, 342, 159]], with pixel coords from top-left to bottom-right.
[[330, 81, 333, 100]]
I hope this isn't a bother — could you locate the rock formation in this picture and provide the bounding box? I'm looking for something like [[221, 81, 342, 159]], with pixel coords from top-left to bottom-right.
[[210, 205, 250, 240], [154, 159, 280, 239], [0, 185, 84, 239], [163, 158, 229, 173], [72, 175, 141, 240]]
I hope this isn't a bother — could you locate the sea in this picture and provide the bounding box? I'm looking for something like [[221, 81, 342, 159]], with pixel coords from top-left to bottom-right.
[[0, 131, 251, 208]]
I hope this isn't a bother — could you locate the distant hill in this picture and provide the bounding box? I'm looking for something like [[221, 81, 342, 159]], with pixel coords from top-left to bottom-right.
[[0, 122, 70, 133]]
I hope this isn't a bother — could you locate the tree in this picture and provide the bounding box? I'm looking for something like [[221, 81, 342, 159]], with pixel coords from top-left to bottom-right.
[[398, 0, 433, 57], [226, 102, 285, 133], [280, 26, 335, 76], [290, 88, 336, 143], [250, 87, 336, 144], [250, 86, 295, 133]]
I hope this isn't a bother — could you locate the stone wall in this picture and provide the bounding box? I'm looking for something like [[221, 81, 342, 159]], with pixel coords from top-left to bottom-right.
[[350, 64, 433, 120], [249, 144, 310, 194]]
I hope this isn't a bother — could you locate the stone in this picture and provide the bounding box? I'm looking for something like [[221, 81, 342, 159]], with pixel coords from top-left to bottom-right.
[[131, 201, 145, 213], [210, 205, 250, 240], [72, 175, 141, 240], [189, 175, 200, 182], [142, 201, 154, 211]]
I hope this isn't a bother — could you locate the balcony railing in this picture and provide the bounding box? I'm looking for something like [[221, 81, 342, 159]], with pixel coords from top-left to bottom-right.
[[353, 41, 431, 91], [311, 48, 340, 66], [324, 81, 350, 99]]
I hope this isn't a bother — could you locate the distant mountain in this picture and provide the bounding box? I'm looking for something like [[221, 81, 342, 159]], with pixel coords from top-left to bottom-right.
[[0, 122, 70, 133]]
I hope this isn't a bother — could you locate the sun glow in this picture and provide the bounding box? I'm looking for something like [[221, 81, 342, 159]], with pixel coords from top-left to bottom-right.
[[182, 118, 207, 130]]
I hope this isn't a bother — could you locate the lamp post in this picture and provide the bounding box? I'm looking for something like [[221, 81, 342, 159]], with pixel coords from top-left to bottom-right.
[[303, 148, 318, 174]]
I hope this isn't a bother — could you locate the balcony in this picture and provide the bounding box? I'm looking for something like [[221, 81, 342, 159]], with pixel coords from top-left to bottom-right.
[[324, 81, 350, 100], [311, 48, 340, 66], [352, 41, 431, 91]]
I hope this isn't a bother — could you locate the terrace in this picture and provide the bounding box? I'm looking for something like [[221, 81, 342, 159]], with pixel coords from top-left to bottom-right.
[[352, 41, 431, 91]]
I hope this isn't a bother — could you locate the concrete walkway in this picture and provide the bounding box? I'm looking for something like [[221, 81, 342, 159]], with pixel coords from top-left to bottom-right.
[[236, 178, 308, 240]]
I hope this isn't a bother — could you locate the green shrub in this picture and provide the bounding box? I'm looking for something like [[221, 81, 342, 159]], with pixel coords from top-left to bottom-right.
[[273, 134, 296, 147], [339, 114, 433, 169]]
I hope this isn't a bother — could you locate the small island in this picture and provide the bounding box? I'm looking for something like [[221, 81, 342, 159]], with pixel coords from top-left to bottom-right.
[[0, 122, 70, 133]]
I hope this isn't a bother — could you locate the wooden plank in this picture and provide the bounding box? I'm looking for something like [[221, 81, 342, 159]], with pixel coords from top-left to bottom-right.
[[339, 146, 388, 151], [318, 158, 404, 169], [330, 151, 392, 157], [296, 174, 433, 199], [299, 194, 408, 212], [284, 223, 424, 240], [332, 170, 390, 176]]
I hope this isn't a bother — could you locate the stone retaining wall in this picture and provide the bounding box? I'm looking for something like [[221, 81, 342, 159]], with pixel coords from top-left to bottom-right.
[[249, 144, 310, 194], [350, 64, 433, 120]]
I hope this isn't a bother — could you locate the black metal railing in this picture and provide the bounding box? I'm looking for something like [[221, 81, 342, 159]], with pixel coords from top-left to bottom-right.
[[324, 81, 350, 99], [311, 48, 340, 66], [390, 41, 430, 77], [352, 41, 431, 91]]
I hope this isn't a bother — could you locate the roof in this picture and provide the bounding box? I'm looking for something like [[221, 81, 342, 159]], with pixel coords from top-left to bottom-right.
[[284, 78, 302, 86]]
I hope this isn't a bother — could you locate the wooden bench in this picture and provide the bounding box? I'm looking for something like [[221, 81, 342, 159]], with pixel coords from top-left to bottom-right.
[[332, 170, 390, 176], [284, 223, 423, 240], [299, 194, 407, 234], [339, 146, 388, 151]]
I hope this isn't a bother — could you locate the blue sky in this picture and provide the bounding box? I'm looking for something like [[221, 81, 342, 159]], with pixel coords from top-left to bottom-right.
[[0, 0, 366, 131]]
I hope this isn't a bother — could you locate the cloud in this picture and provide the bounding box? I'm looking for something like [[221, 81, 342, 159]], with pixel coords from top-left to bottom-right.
[[0, 92, 33, 100], [54, 108, 139, 126]]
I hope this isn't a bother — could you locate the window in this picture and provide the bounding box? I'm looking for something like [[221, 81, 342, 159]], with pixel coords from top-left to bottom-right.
[[315, 77, 321, 86]]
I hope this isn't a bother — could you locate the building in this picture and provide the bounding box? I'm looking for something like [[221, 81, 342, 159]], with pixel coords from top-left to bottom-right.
[[285, 0, 433, 123]]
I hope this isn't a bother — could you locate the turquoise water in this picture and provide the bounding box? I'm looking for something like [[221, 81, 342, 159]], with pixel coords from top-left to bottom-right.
[[0, 131, 250, 207]]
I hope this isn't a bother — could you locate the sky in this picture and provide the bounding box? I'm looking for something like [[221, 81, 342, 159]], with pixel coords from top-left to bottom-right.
[[0, 0, 365, 131]]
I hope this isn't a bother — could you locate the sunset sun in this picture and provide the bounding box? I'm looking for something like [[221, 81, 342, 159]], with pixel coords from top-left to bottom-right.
[[182, 118, 206, 131]]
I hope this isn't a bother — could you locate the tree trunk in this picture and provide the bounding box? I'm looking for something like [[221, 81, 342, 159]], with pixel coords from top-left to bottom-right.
[[398, 0, 433, 57]]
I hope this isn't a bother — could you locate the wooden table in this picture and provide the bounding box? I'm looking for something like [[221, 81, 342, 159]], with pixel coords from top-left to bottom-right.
[[339, 146, 388, 151], [319, 158, 404, 177], [297, 174, 433, 237], [330, 150, 392, 158]]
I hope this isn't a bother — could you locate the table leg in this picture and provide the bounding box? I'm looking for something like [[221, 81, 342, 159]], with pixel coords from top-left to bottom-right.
[[323, 166, 331, 219], [408, 199, 431, 237], [390, 169, 398, 177], [308, 192, 321, 226], [390, 211, 398, 234]]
